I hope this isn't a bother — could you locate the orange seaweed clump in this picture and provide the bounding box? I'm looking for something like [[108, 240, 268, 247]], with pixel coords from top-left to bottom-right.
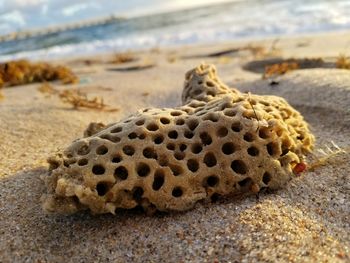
[[263, 62, 299, 78], [109, 52, 135, 64], [0, 59, 78, 88], [336, 55, 350, 69]]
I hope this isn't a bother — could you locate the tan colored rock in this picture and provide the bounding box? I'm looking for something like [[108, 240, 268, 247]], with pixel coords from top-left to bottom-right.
[[41, 64, 314, 214]]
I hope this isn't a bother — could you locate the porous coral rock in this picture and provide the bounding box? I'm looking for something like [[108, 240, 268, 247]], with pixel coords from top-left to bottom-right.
[[41, 64, 314, 214]]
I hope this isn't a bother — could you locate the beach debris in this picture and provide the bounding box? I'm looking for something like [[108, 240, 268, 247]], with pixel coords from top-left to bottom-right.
[[107, 61, 155, 72], [38, 82, 118, 111], [0, 60, 78, 88], [308, 142, 348, 171], [58, 89, 118, 111], [336, 54, 350, 69], [264, 62, 299, 78], [109, 52, 136, 64], [292, 162, 307, 175], [262, 58, 325, 78], [42, 64, 314, 215]]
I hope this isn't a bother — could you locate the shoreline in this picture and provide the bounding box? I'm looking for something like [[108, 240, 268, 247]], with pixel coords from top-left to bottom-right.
[[1, 30, 350, 63]]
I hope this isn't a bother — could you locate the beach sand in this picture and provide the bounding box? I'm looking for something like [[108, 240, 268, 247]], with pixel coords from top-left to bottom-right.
[[0, 31, 349, 262]]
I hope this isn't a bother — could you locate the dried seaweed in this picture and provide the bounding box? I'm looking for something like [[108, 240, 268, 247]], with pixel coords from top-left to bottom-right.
[[336, 54, 350, 69], [263, 62, 299, 78], [0, 60, 78, 88], [308, 141, 348, 171], [109, 53, 135, 64], [263, 58, 325, 78], [38, 83, 118, 111]]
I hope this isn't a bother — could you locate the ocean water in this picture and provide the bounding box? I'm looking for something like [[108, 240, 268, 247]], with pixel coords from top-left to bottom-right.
[[1, 0, 350, 61]]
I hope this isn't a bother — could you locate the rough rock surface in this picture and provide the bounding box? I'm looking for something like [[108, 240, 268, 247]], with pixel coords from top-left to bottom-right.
[[42, 64, 314, 214]]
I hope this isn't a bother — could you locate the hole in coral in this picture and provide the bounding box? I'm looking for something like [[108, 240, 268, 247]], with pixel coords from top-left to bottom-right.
[[77, 145, 90, 155], [206, 81, 215, 87], [138, 133, 146, 140], [143, 147, 157, 159], [281, 147, 289, 156], [172, 187, 183, 197], [92, 165, 105, 175], [205, 175, 219, 187], [247, 146, 259, 156], [168, 130, 178, 139], [146, 123, 159, 131], [123, 145, 135, 156], [231, 160, 247, 174], [137, 163, 151, 177], [231, 122, 242, 132], [112, 154, 122, 163], [217, 127, 228, 137], [158, 155, 168, 166], [297, 135, 304, 140], [96, 182, 109, 196], [167, 143, 175, 151], [114, 166, 128, 180], [224, 109, 236, 117], [135, 119, 145, 126], [210, 193, 220, 202], [259, 128, 270, 139], [187, 119, 199, 131], [222, 142, 236, 155], [266, 142, 279, 156], [179, 144, 187, 151], [152, 170, 165, 191], [111, 126, 122, 133], [170, 164, 183, 176], [132, 187, 144, 201], [49, 160, 60, 170], [243, 133, 254, 142], [128, 132, 137, 139], [191, 143, 203, 154], [176, 119, 185, 125], [207, 91, 215, 97], [184, 130, 194, 139], [100, 134, 118, 143], [154, 135, 164, 144], [63, 160, 70, 167], [200, 132, 212, 145], [263, 172, 271, 185], [160, 117, 170, 125], [187, 159, 199, 172], [203, 113, 219, 122], [204, 152, 217, 167], [174, 151, 185, 160], [238, 177, 253, 188], [96, 145, 108, 155], [171, 111, 182, 116], [78, 159, 88, 166]]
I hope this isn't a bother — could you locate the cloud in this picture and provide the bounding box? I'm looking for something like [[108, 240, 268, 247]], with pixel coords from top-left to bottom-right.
[[62, 2, 101, 17], [0, 10, 25, 24]]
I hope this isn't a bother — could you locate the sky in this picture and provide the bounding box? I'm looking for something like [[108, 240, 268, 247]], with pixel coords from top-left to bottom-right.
[[0, 0, 237, 34]]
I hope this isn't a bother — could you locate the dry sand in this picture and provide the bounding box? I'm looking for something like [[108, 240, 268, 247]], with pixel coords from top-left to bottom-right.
[[0, 31, 349, 262]]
